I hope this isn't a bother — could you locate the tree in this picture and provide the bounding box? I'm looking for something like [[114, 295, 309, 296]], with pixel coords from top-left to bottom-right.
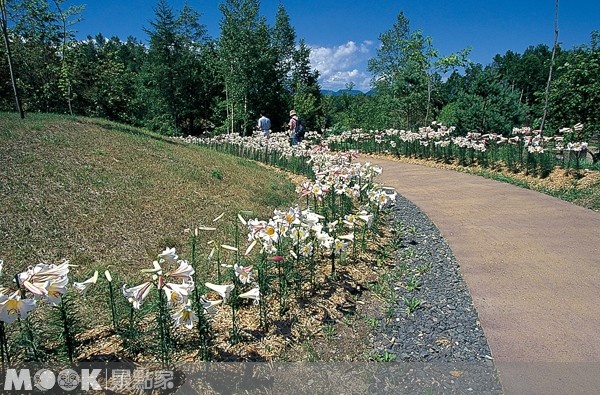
[[268, 4, 296, 130], [5, 0, 81, 113], [139, 0, 214, 135], [290, 39, 321, 131], [539, 0, 559, 137], [491, 44, 553, 120], [218, 0, 268, 135], [4, 0, 77, 113], [52, 0, 84, 116], [0, 0, 24, 117], [141, 0, 180, 134], [547, 32, 600, 142], [368, 11, 469, 129], [438, 64, 526, 135]]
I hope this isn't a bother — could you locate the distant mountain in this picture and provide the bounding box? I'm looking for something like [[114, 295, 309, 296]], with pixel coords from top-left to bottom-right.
[[321, 89, 375, 96], [321, 89, 365, 96]]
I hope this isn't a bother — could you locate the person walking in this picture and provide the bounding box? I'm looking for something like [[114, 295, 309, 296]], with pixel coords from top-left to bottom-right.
[[288, 109, 299, 145], [257, 111, 271, 138]]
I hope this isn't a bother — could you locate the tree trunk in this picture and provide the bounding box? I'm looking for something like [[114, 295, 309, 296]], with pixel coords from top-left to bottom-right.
[[425, 75, 432, 124], [0, 1, 25, 119], [540, 0, 559, 137]]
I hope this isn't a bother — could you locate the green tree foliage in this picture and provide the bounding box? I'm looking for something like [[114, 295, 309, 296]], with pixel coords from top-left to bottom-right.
[[217, 0, 320, 135], [137, 0, 220, 135], [0, 0, 25, 117], [63, 35, 144, 123], [4, 0, 81, 113], [291, 39, 321, 131], [368, 11, 469, 130], [547, 32, 600, 140], [491, 44, 553, 125], [0, 1, 596, 143], [218, 0, 266, 135], [438, 64, 526, 135], [268, 4, 296, 130]]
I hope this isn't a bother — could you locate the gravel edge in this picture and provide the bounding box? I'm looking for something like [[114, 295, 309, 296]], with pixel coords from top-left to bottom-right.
[[370, 194, 504, 393]]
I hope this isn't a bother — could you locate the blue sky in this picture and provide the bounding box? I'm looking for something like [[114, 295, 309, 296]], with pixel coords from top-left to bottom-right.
[[68, 0, 599, 91]]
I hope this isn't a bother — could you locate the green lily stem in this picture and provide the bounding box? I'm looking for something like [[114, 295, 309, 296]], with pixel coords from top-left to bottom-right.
[[14, 273, 38, 359], [107, 281, 118, 332], [59, 298, 75, 363], [157, 287, 171, 367], [0, 321, 10, 366]]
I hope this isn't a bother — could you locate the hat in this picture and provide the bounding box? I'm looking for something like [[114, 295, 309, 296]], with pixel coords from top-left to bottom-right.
[[289, 110, 297, 116]]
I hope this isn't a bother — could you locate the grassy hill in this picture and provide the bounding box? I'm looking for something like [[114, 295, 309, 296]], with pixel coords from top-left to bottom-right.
[[0, 113, 297, 283]]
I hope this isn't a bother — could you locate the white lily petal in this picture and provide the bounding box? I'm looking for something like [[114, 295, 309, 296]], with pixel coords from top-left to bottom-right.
[[244, 240, 257, 256], [104, 270, 112, 282], [213, 212, 225, 222]]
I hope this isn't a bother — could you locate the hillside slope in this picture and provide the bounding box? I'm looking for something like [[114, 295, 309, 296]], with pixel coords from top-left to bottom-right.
[[0, 113, 297, 281]]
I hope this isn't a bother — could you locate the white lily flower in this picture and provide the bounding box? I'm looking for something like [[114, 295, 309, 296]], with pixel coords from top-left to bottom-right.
[[167, 260, 195, 282], [238, 287, 260, 305], [303, 210, 325, 225], [234, 264, 253, 284], [358, 213, 374, 228], [299, 242, 314, 257], [0, 291, 37, 324], [18, 262, 70, 285], [158, 247, 178, 264], [73, 270, 98, 295], [333, 238, 347, 255], [259, 222, 279, 243], [171, 301, 198, 330], [199, 296, 222, 315], [205, 282, 234, 302], [163, 282, 193, 306], [46, 276, 69, 306], [122, 281, 154, 309]]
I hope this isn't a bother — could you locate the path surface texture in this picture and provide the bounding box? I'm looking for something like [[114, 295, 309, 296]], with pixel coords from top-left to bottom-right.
[[360, 156, 600, 395]]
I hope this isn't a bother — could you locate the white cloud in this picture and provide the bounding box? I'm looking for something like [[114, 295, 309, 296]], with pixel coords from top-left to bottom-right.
[[309, 40, 373, 92]]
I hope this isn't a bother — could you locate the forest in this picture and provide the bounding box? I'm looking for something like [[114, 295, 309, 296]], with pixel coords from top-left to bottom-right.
[[1, 0, 599, 142]]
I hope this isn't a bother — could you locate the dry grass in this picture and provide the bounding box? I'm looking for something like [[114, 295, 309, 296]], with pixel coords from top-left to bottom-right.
[[0, 114, 297, 273]]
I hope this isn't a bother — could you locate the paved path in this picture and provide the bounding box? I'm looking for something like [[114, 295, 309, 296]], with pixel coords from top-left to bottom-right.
[[359, 156, 600, 395]]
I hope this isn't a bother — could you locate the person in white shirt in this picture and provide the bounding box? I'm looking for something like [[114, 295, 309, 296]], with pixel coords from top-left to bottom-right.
[[257, 111, 271, 137]]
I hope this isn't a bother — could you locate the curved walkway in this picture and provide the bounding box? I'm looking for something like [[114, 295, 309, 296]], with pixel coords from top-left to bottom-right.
[[359, 156, 600, 395]]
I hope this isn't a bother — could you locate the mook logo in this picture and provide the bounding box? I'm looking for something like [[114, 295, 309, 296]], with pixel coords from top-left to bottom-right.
[[4, 368, 102, 391]]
